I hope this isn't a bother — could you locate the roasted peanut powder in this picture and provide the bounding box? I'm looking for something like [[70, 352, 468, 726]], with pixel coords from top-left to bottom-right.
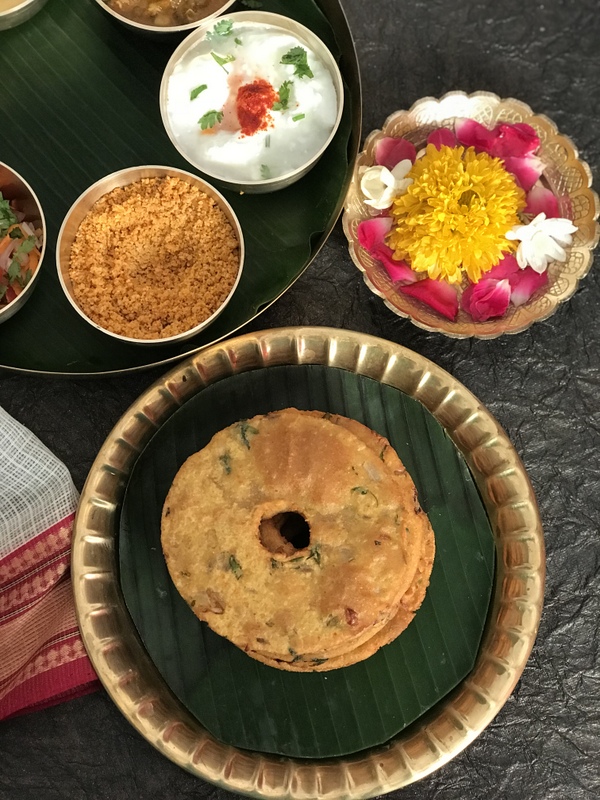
[[68, 176, 240, 339]]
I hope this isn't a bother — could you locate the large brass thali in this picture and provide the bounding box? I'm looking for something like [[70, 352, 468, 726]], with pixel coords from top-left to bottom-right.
[[72, 326, 544, 798], [0, 0, 361, 375]]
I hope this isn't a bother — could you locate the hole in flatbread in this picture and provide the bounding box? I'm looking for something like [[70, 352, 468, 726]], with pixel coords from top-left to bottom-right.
[[259, 512, 311, 556]]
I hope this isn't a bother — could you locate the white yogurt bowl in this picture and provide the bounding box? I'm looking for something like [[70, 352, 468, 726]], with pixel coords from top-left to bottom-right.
[[160, 11, 344, 193]]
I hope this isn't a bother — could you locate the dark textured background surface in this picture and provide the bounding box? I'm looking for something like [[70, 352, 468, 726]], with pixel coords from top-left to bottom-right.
[[1, 0, 599, 798]]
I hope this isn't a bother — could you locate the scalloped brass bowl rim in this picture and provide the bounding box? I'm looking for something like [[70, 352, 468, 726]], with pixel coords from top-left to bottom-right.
[[72, 326, 545, 798], [343, 90, 600, 339]]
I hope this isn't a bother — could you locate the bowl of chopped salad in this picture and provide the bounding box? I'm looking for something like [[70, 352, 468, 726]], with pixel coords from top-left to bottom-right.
[[0, 162, 45, 324]]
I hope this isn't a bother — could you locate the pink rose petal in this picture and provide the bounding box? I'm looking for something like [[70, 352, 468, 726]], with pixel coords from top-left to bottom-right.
[[357, 218, 417, 284], [502, 155, 544, 192], [525, 183, 560, 218], [462, 278, 511, 321], [399, 278, 459, 320], [509, 266, 548, 306], [455, 118, 496, 151], [486, 253, 520, 280], [456, 119, 540, 160], [374, 137, 417, 170], [357, 217, 393, 252], [427, 128, 457, 149], [489, 123, 540, 158], [374, 248, 417, 283]]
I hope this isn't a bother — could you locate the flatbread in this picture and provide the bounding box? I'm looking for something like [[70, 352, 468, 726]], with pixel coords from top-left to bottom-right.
[[246, 412, 436, 671], [161, 409, 427, 663]]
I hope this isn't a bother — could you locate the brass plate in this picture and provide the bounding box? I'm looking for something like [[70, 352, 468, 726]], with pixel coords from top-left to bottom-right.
[[343, 91, 600, 339], [72, 327, 545, 797]]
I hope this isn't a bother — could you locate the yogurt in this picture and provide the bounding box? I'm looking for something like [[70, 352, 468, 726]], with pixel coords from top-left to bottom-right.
[[163, 18, 340, 185]]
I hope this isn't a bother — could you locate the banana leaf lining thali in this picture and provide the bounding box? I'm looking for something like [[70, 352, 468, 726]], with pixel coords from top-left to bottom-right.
[[0, 0, 360, 374]]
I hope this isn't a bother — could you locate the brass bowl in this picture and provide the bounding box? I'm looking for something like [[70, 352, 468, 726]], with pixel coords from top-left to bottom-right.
[[72, 326, 545, 797], [160, 11, 345, 194], [0, 0, 48, 31], [343, 91, 600, 339], [55, 165, 244, 346], [0, 161, 46, 324], [93, 0, 236, 36]]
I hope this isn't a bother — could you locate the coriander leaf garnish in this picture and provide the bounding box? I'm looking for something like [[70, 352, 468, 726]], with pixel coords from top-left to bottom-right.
[[238, 420, 259, 449], [280, 46, 314, 79], [8, 228, 22, 239], [206, 19, 233, 40], [307, 544, 321, 566], [190, 84, 207, 101], [260, 164, 271, 180], [7, 260, 21, 282], [5, 234, 35, 283], [228, 554, 243, 579], [241, 0, 262, 7], [0, 192, 18, 239], [198, 109, 224, 130], [292, 113, 305, 122], [272, 79, 292, 111], [219, 452, 232, 474], [235, 37, 242, 46], [22, 268, 33, 287], [211, 51, 236, 72], [10, 235, 36, 268]]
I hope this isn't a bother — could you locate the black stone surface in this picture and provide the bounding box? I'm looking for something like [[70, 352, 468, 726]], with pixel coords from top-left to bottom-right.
[[1, 0, 599, 798]]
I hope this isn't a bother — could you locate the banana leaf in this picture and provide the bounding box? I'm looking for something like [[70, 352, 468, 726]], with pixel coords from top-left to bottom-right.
[[120, 365, 495, 759]]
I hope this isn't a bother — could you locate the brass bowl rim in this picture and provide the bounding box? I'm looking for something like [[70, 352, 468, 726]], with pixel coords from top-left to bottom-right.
[[72, 326, 545, 798], [92, 0, 237, 35], [0, 0, 40, 14], [55, 165, 245, 346], [159, 10, 345, 192]]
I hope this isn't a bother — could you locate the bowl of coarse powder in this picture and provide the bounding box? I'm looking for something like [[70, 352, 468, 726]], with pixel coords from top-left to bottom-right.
[[56, 165, 244, 345]]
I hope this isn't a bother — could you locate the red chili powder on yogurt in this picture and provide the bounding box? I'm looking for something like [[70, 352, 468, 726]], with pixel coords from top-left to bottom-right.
[[236, 79, 277, 136]]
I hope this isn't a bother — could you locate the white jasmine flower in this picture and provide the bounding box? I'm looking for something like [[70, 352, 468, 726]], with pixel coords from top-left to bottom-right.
[[360, 160, 413, 210], [506, 212, 578, 273]]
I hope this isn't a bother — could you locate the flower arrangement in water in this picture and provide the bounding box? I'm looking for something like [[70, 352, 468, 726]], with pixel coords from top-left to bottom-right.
[[357, 119, 578, 322]]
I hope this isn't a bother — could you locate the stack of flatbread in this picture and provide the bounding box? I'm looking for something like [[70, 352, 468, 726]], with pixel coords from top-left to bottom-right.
[[161, 408, 435, 671]]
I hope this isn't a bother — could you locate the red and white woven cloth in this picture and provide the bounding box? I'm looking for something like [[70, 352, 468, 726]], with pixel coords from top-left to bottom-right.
[[0, 406, 99, 720]]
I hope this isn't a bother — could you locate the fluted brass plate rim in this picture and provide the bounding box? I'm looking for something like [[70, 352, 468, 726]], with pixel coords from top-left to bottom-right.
[[72, 326, 545, 798], [343, 90, 600, 339]]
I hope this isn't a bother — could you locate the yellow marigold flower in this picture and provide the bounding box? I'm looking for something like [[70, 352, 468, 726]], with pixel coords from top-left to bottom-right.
[[388, 144, 526, 284]]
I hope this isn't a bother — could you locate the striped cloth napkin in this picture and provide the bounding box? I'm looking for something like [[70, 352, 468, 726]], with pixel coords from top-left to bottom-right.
[[0, 405, 99, 720]]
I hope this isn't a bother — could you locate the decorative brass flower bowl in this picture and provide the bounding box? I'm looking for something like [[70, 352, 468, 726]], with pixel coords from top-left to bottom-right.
[[342, 91, 599, 339]]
